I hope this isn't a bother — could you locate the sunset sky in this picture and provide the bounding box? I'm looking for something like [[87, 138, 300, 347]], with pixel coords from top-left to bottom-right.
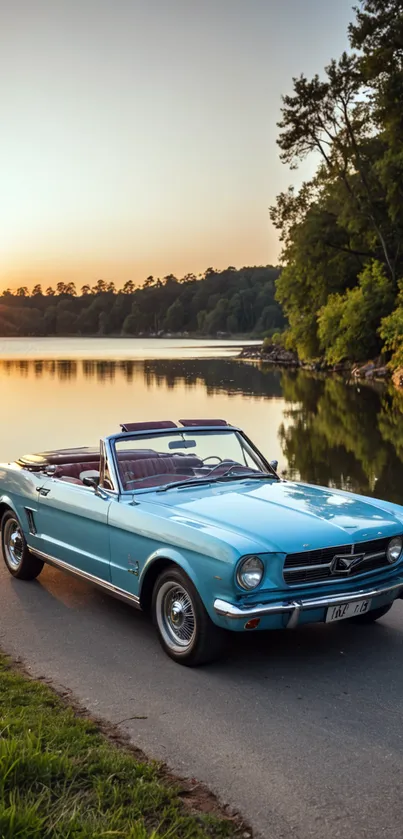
[[1, 0, 353, 292]]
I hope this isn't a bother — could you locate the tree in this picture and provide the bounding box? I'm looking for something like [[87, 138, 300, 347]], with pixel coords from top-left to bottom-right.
[[98, 311, 110, 335], [122, 280, 135, 294], [32, 284, 43, 296], [43, 306, 57, 333], [122, 314, 138, 334], [16, 286, 29, 297], [92, 279, 107, 295], [0, 265, 283, 339], [56, 308, 77, 334], [204, 299, 229, 334], [270, 0, 403, 365], [277, 53, 398, 283], [164, 299, 184, 332], [350, 0, 403, 137]]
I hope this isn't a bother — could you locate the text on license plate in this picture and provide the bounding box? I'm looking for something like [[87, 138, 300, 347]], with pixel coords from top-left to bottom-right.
[[326, 599, 372, 623]]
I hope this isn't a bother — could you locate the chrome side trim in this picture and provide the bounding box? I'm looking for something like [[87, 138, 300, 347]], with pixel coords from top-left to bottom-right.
[[24, 507, 37, 535], [30, 548, 141, 610], [214, 577, 403, 625]]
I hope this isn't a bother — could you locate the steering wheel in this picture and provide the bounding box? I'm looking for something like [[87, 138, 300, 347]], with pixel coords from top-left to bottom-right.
[[202, 456, 223, 465], [205, 461, 257, 480], [202, 459, 241, 478]]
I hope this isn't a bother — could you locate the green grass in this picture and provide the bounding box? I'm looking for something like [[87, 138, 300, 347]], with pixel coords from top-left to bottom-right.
[[0, 655, 240, 839]]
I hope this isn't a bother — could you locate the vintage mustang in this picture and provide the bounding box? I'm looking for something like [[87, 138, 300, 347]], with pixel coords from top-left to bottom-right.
[[1, 418, 403, 665]]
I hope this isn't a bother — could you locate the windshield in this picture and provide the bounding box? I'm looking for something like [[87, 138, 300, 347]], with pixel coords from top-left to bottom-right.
[[114, 430, 270, 491]]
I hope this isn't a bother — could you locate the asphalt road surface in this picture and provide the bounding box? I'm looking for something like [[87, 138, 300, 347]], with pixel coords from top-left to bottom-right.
[[1, 560, 403, 839]]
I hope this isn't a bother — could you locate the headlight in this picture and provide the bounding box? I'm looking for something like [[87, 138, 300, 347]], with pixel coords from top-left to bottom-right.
[[387, 536, 403, 564], [236, 555, 264, 590]]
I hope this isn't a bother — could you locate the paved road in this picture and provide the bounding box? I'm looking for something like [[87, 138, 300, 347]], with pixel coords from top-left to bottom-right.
[[1, 561, 403, 839]]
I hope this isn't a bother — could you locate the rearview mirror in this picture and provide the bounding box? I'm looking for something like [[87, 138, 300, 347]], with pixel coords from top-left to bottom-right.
[[168, 440, 196, 450]]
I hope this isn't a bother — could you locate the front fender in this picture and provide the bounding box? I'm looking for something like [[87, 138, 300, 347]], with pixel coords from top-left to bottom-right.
[[138, 545, 236, 622], [139, 546, 200, 591]]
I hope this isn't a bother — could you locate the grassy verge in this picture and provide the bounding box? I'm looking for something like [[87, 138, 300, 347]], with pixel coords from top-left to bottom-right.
[[0, 654, 242, 839]]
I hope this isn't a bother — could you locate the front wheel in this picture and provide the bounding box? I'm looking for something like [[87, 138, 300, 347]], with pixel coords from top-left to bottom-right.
[[350, 602, 393, 624], [152, 567, 228, 666], [1, 511, 44, 580]]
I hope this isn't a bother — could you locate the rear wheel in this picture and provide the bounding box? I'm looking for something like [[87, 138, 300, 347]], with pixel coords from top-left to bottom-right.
[[350, 602, 393, 624], [152, 567, 228, 666], [1, 511, 44, 580]]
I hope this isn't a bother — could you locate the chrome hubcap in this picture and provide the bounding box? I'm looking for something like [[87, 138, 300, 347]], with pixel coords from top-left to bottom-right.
[[156, 582, 196, 652], [4, 519, 24, 569]]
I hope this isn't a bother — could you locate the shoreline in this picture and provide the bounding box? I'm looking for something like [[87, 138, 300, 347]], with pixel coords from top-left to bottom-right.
[[237, 344, 394, 385]]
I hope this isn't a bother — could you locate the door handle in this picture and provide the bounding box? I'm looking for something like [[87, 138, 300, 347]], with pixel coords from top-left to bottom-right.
[[38, 488, 51, 497]]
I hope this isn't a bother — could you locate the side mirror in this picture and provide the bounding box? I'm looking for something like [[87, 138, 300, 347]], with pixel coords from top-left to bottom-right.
[[80, 470, 100, 489], [270, 460, 279, 472]]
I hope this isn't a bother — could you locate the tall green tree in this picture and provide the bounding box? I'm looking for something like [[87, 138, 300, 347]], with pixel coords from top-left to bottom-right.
[[271, 0, 403, 365]]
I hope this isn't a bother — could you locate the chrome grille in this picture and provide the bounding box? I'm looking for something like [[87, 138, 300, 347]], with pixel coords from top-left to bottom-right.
[[283, 537, 392, 586]]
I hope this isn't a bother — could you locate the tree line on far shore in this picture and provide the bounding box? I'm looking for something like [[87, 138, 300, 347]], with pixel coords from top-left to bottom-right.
[[0, 266, 284, 338]]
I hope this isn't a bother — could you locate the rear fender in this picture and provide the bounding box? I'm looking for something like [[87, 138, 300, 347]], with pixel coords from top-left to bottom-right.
[[0, 495, 19, 521]]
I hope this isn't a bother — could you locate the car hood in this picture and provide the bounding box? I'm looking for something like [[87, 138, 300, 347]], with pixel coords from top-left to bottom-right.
[[155, 480, 403, 554]]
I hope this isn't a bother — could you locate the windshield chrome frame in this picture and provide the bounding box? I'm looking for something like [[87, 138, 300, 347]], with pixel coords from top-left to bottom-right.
[[105, 425, 275, 496], [101, 436, 120, 495]]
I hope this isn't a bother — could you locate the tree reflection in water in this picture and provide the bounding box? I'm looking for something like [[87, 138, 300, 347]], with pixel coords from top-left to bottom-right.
[[278, 370, 403, 505], [1, 358, 403, 504]]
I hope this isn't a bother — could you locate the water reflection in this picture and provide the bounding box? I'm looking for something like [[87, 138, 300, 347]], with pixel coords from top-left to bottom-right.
[[1, 358, 402, 505], [0, 357, 284, 396], [278, 370, 403, 505]]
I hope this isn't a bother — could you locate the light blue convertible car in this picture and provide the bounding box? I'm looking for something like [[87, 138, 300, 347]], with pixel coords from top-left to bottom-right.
[[1, 419, 403, 665]]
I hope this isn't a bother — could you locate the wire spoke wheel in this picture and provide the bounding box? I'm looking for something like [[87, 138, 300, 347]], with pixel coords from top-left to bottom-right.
[[156, 581, 196, 653], [3, 518, 24, 569]]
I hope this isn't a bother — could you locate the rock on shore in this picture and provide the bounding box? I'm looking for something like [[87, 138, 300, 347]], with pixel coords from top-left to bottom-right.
[[238, 344, 300, 366], [239, 344, 392, 381]]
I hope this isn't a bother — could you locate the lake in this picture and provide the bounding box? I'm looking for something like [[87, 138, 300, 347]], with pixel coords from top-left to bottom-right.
[[1, 337, 402, 505]]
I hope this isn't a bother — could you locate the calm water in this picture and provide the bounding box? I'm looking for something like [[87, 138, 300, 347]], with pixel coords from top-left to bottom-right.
[[0, 337, 260, 360], [1, 338, 402, 506]]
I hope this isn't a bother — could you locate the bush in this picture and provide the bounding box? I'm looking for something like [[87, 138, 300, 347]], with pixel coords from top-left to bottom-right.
[[317, 261, 394, 364], [380, 291, 403, 368], [262, 336, 274, 353]]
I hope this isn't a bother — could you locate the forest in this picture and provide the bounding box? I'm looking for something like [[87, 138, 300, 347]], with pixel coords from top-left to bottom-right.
[[270, 0, 403, 370], [0, 266, 284, 338]]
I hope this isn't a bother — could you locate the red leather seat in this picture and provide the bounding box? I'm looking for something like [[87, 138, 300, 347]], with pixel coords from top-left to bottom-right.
[[53, 453, 204, 490], [119, 455, 200, 489], [54, 461, 100, 482], [170, 455, 203, 470]]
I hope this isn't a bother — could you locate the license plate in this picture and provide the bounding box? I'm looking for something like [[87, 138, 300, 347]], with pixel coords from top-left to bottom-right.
[[326, 599, 372, 623]]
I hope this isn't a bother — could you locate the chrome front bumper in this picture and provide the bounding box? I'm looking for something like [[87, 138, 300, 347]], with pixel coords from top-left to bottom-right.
[[214, 577, 403, 629]]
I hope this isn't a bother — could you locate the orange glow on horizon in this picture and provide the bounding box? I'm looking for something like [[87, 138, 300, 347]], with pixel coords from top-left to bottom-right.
[[1, 0, 353, 295]]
